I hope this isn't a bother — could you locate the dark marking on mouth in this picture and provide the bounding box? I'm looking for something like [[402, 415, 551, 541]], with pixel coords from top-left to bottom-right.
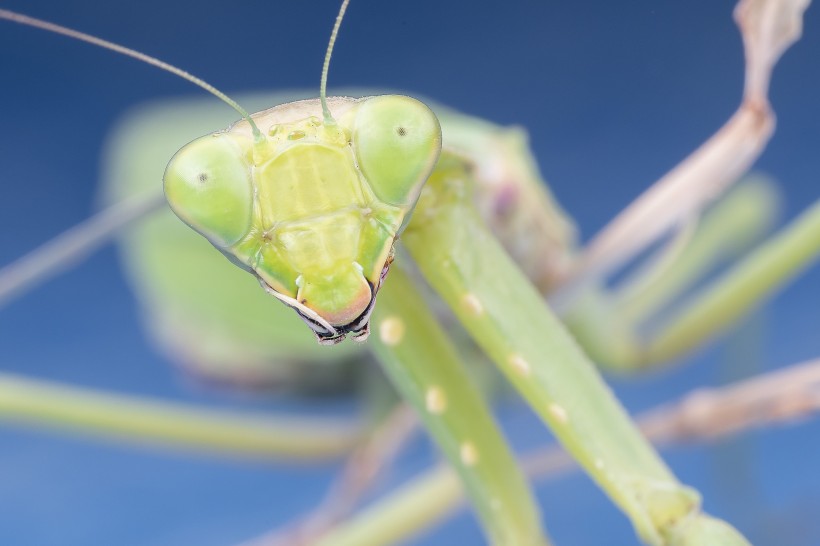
[[292, 282, 377, 344], [258, 270, 390, 345]]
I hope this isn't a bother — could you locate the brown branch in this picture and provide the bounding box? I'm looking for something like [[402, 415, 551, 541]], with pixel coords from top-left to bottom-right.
[[525, 357, 820, 478], [637, 357, 820, 444], [555, 0, 810, 298]]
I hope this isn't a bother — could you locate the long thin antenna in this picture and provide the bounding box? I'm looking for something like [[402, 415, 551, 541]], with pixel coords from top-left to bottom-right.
[[0, 9, 263, 141], [320, 0, 351, 125]]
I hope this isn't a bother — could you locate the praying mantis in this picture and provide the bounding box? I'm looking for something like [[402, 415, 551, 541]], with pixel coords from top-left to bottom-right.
[[1, 1, 820, 544]]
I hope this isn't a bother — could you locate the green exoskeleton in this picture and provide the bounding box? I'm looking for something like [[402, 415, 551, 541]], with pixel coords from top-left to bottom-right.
[[164, 95, 441, 344], [1, 1, 819, 545]]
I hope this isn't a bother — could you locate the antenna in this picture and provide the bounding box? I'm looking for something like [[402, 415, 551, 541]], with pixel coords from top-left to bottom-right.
[[320, 0, 351, 125], [0, 9, 263, 141]]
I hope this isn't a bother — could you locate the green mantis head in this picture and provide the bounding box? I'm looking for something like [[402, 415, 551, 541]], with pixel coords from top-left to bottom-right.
[[164, 95, 441, 344]]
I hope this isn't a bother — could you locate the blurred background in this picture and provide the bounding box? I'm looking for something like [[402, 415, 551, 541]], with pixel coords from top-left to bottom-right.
[[0, 0, 819, 544]]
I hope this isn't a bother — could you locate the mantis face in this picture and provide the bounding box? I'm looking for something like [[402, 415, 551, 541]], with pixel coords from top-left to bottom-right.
[[164, 95, 441, 344]]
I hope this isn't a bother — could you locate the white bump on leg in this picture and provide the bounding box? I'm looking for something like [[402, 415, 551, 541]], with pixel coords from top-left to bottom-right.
[[461, 293, 484, 316], [548, 403, 569, 424], [508, 354, 531, 377], [460, 442, 479, 467], [425, 386, 447, 414], [378, 316, 405, 346]]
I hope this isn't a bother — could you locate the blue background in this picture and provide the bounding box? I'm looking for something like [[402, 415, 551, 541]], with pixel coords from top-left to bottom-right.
[[0, 1, 819, 545]]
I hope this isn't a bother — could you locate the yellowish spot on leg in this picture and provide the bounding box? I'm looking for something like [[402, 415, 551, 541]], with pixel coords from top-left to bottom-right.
[[548, 403, 569, 424], [425, 386, 447, 414], [460, 442, 479, 467], [461, 293, 484, 316], [378, 316, 405, 346], [508, 354, 531, 377]]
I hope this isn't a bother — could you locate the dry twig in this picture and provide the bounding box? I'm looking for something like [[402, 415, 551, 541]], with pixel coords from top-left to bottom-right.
[[558, 0, 811, 297]]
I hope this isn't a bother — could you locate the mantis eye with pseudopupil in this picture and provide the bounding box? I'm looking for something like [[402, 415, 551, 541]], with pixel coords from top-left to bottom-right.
[[163, 134, 255, 249]]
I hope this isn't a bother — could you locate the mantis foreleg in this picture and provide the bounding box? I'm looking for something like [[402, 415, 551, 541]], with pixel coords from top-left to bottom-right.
[[370, 266, 548, 546], [403, 154, 749, 545]]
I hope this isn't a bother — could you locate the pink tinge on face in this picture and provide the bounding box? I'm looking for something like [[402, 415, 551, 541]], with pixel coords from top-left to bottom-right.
[[322, 285, 372, 327], [299, 273, 373, 328], [493, 183, 520, 219]]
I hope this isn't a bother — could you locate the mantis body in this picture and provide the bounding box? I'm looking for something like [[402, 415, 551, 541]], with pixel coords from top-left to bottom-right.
[[1, 1, 819, 545]]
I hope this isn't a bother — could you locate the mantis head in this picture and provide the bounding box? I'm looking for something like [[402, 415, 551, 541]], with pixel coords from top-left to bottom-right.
[[164, 95, 441, 343]]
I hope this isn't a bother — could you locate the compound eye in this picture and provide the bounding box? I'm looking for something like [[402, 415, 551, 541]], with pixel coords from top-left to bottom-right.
[[353, 95, 442, 209], [163, 133, 253, 248]]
